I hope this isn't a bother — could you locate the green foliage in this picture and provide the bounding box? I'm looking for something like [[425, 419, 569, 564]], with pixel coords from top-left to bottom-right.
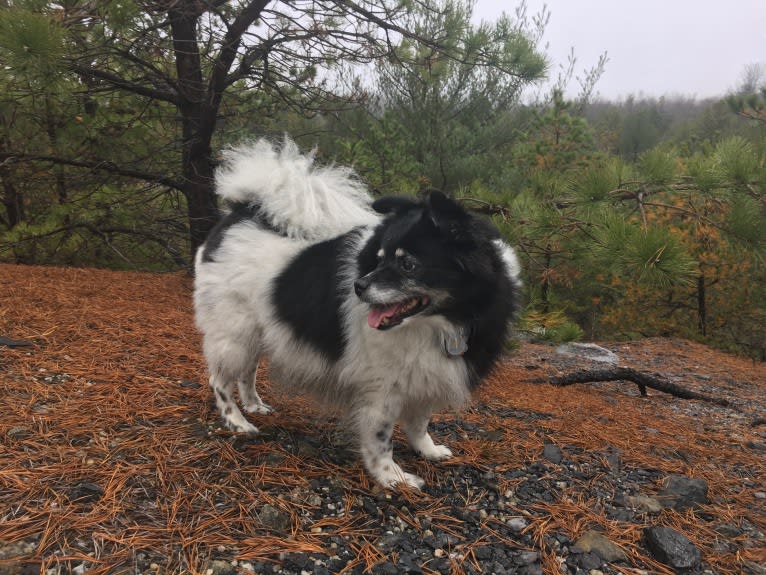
[[519, 310, 584, 343], [334, 0, 547, 191], [714, 136, 760, 184], [567, 158, 623, 204], [637, 147, 677, 185], [0, 6, 65, 84]]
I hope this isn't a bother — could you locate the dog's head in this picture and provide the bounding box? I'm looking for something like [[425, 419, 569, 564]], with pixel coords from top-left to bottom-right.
[[355, 191, 504, 331]]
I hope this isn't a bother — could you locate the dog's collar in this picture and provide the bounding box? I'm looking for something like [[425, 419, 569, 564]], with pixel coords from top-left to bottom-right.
[[443, 325, 469, 358]]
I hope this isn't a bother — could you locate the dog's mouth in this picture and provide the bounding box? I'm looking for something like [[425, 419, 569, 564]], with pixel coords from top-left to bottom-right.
[[367, 296, 430, 330]]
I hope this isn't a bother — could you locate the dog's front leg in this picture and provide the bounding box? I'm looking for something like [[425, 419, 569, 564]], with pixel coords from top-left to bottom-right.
[[401, 408, 453, 461], [355, 401, 425, 490]]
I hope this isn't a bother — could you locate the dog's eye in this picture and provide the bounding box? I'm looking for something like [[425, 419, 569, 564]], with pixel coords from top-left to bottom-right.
[[399, 256, 418, 272]]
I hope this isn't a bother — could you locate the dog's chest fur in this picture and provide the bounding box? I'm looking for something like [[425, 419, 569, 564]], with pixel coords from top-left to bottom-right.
[[263, 229, 471, 409]]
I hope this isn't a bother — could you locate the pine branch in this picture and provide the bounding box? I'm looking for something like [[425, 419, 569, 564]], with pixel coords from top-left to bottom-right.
[[0, 153, 183, 191], [542, 367, 732, 407], [69, 63, 180, 105]]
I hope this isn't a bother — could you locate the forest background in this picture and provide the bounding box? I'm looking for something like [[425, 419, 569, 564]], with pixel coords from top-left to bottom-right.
[[0, 0, 764, 360]]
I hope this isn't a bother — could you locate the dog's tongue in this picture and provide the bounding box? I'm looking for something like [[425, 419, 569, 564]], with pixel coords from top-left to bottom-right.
[[367, 304, 403, 329]]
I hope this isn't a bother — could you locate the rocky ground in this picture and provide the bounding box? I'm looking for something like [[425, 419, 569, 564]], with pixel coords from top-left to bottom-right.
[[0, 264, 764, 575]]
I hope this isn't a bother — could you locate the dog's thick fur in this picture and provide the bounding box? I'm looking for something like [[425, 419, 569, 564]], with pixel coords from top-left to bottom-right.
[[194, 138, 521, 488]]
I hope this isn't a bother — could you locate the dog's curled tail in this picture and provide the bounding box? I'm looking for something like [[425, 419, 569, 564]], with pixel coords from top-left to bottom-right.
[[215, 137, 378, 241]]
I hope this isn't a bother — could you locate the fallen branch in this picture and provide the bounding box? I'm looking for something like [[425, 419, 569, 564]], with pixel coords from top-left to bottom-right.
[[542, 367, 732, 407]]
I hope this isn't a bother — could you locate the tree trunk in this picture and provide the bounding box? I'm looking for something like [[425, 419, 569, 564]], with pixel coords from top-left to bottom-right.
[[169, 4, 219, 256], [184, 147, 219, 256], [541, 250, 552, 314], [697, 273, 707, 336], [168, 0, 269, 256], [0, 132, 23, 228], [0, 172, 23, 228]]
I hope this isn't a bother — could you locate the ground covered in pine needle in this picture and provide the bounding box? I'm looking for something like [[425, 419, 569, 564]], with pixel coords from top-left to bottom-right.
[[1, 264, 764, 575]]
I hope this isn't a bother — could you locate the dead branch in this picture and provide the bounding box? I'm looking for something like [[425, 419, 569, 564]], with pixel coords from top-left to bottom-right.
[[542, 367, 732, 407]]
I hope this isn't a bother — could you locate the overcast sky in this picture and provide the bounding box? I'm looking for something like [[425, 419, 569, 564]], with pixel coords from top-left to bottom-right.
[[474, 0, 766, 100]]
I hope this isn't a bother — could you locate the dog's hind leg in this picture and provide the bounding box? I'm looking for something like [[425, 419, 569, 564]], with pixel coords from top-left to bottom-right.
[[209, 369, 259, 435], [401, 407, 452, 461], [238, 360, 273, 415]]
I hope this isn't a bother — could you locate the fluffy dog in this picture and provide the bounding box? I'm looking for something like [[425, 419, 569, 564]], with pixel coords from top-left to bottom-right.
[[194, 138, 521, 488]]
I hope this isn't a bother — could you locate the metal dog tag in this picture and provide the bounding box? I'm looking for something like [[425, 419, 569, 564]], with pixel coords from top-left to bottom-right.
[[443, 325, 469, 357]]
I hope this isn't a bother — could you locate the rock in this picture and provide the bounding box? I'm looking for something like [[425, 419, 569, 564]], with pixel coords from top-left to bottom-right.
[[604, 446, 622, 472], [572, 551, 603, 570], [507, 517, 528, 533], [626, 495, 663, 513], [543, 443, 562, 464], [658, 475, 709, 510], [643, 526, 701, 570], [257, 504, 291, 534], [714, 523, 743, 538], [397, 554, 423, 573], [361, 497, 380, 516], [372, 562, 400, 575], [7, 427, 31, 439], [204, 560, 236, 575], [573, 530, 627, 563], [516, 551, 539, 565], [555, 343, 618, 365], [0, 336, 33, 347]]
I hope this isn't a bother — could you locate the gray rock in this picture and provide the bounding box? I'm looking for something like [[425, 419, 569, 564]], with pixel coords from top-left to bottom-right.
[[626, 495, 663, 513], [257, 504, 291, 534], [555, 343, 619, 365], [0, 336, 33, 347], [643, 526, 701, 570], [516, 551, 539, 565], [604, 446, 622, 472], [573, 551, 603, 570], [204, 560, 236, 575], [572, 530, 627, 563], [543, 443, 562, 464], [373, 562, 400, 575], [0, 539, 38, 575], [507, 517, 528, 533], [659, 475, 709, 510]]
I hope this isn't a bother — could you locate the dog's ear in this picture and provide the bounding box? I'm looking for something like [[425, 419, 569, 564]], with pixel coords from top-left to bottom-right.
[[372, 195, 419, 215], [427, 191, 473, 244]]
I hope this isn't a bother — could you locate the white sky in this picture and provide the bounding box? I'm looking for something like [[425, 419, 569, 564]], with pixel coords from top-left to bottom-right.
[[474, 0, 766, 100]]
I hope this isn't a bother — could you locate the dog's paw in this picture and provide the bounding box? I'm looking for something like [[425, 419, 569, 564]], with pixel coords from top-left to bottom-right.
[[394, 472, 426, 490], [243, 401, 273, 415], [419, 444, 453, 461], [375, 464, 425, 490], [225, 419, 260, 435]]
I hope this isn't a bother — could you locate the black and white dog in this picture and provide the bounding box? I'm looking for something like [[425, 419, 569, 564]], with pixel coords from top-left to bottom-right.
[[194, 138, 521, 488]]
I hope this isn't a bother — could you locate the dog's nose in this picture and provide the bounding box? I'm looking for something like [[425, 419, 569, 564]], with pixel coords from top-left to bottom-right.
[[354, 276, 370, 297]]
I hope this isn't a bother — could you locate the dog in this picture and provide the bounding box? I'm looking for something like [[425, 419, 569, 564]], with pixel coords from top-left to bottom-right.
[[194, 138, 521, 488]]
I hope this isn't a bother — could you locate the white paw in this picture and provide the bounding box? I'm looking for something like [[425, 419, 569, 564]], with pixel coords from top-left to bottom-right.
[[375, 464, 425, 490], [224, 418, 259, 435], [420, 444, 453, 461], [395, 472, 426, 490], [244, 401, 273, 415]]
